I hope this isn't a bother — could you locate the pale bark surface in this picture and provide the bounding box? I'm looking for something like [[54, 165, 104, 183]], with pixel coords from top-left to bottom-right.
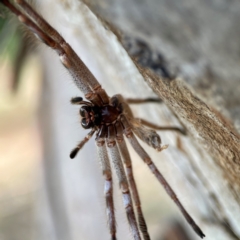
[[37, 0, 240, 240], [83, 0, 240, 194], [81, 1, 240, 239]]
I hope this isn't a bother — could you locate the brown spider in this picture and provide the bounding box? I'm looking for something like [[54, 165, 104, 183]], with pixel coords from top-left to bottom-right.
[[0, 0, 205, 239]]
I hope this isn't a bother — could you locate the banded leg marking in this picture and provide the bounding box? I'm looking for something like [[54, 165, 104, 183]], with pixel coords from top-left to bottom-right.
[[96, 142, 116, 240], [118, 139, 150, 240], [107, 144, 141, 240]]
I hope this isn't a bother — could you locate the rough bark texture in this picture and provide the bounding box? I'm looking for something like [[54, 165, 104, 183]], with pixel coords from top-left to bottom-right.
[[142, 71, 240, 197], [82, 0, 240, 197], [37, 0, 240, 240]]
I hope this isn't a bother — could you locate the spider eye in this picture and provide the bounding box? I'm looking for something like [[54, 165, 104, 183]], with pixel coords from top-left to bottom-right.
[[80, 106, 91, 117], [81, 118, 93, 129]]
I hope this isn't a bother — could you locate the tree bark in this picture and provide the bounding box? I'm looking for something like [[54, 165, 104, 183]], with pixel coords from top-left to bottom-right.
[[38, 0, 240, 239]]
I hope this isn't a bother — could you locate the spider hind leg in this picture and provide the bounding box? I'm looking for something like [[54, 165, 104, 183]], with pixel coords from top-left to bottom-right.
[[125, 131, 205, 238]]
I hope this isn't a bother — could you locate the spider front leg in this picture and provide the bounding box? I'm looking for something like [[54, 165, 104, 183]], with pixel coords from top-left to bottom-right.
[[1, 0, 109, 106]]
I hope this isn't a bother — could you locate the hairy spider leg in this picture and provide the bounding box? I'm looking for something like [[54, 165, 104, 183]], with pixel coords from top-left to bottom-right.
[[125, 97, 185, 134], [107, 141, 141, 240], [136, 118, 186, 135], [1, 0, 90, 95], [70, 128, 96, 159], [122, 127, 205, 238], [2, 0, 109, 105], [113, 120, 150, 240], [99, 119, 141, 240], [126, 98, 163, 104], [117, 136, 150, 240], [96, 142, 116, 240], [71, 97, 93, 106]]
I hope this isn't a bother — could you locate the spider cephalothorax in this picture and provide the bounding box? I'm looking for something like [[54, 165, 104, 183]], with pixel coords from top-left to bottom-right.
[[0, 1, 205, 239], [71, 96, 123, 130], [80, 103, 122, 129]]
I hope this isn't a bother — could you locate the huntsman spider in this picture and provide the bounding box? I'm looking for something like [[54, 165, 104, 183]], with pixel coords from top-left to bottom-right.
[[0, 0, 205, 239]]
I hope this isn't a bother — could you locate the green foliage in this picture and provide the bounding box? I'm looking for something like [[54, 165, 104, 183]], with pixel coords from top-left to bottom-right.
[[0, 9, 23, 62]]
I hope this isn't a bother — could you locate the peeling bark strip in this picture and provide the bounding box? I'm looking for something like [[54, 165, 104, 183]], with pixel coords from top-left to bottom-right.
[[138, 68, 240, 198]]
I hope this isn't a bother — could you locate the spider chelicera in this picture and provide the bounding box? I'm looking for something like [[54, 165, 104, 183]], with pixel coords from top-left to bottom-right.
[[0, 0, 205, 239]]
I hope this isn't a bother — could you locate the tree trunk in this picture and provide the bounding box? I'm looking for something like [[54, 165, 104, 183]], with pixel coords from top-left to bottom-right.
[[37, 0, 240, 239]]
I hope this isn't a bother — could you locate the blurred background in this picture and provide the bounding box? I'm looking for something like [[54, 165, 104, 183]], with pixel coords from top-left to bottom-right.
[[0, 0, 240, 240], [0, 9, 42, 240]]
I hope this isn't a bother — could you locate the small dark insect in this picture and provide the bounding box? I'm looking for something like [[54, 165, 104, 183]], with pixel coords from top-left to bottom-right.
[[0, 0, 205, 239]]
